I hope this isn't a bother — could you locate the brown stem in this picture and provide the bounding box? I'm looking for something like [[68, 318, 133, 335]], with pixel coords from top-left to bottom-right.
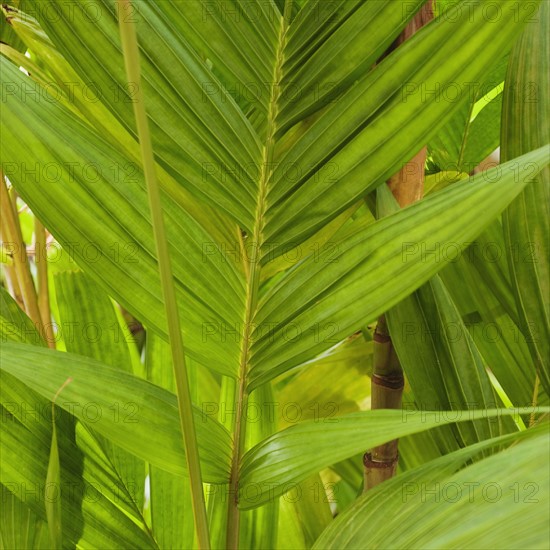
[[2, 261, 24, 310], [387, 147, 428, 207], [0, 175, 43, 329], [2, 186, 24, 308], [364, 317, 405, 490], [364, 1, 433, 491]]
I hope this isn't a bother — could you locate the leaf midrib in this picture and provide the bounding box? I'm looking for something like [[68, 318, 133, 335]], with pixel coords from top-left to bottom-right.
[[226, 1, 293, 546]]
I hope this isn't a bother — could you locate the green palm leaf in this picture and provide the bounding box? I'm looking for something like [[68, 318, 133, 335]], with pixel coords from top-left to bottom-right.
[[313, 426, 549, 549], [501, 0, 550, 395], [1, 0, 547, 547], [0, 342, 232, 482], [239, 407, 547, 508]]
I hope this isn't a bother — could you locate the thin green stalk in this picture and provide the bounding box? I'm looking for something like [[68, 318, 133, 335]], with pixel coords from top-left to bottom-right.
[[117, 2, 210, 548], [34, 218, 54, 348], [530, 375, 540, 427]]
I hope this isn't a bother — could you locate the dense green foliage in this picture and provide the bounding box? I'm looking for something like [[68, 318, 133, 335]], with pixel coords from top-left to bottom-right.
[[0, 1, 548, 548]]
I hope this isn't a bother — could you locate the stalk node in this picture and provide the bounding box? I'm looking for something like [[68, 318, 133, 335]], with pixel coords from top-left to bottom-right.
[[371, 372, 404, 390]]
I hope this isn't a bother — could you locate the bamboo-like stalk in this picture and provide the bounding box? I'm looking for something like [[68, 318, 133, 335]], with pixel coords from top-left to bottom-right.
[[2, 185, 24, 308], [116, 2, 210, 548], [364, 1, 433, 492], [364, 315, 405, 488], [0, 174, 43, 328], [2, 252, 24, 310]]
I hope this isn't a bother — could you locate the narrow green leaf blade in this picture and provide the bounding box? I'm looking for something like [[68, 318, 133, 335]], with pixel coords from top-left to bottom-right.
[[238, 407, 547, 508], [146, 333, 195, 550], [0, 342, 232, 483], [45, 409, 62, 549], [313, 426, 549, 549], [0, 484, 50, 550], [0, 286, 44, 346], [0, 55, 245, 378], [501, 1, 550, 395], [265, 0, 539, 253], [1, 384, 156, 548], [250, 148, 550, 387]]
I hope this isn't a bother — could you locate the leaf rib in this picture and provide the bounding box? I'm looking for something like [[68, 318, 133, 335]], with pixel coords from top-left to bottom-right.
[[226, 2, 293, 547]]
